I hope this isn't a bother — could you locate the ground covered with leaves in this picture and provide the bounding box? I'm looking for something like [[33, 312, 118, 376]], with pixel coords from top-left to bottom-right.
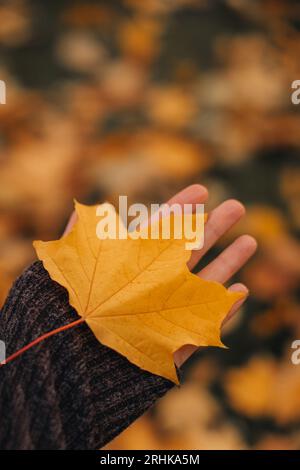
[[0, 0, 300, 449]]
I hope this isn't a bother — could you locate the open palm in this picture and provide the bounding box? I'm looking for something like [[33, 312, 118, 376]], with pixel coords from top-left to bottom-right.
[[64, 184, 257, 369]]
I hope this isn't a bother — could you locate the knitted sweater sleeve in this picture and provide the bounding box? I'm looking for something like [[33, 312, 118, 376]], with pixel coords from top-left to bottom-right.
[[0, 261, 174, 450]]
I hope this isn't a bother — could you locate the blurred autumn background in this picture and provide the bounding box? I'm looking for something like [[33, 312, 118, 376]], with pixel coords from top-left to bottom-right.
[[0, 0, 300, 450]]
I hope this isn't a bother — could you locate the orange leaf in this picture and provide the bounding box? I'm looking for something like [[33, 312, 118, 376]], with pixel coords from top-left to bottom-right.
[[34, 202, 243, 383]]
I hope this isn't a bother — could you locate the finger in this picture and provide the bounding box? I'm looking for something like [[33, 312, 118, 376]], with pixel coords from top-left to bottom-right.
[[173, 344, 198, 368], [166, 184, 208, 207], [63, 185, 209, 237], [198, 234, 258, 283], [142, 184, 208, 228], [62, 211, 78, 237], [222, 283, 249, 326], [174, 282, 249, 367], [188, 199, 245, 270]]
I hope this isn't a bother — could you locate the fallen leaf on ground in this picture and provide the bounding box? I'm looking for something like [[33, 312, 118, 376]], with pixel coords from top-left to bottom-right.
[[225, 356, 300, 424]]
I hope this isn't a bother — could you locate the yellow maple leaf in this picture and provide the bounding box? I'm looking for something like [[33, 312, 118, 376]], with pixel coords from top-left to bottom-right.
[[33, 202, 242, 383]]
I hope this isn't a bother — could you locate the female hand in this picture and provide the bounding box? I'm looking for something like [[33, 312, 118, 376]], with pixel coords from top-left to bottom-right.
[[63, 184, 257, 368]]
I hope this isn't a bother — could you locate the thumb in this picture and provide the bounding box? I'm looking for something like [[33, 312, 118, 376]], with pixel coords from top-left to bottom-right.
[[62, 211, 78, 237]]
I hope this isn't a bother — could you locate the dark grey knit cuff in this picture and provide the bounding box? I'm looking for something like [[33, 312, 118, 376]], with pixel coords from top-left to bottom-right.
[[0, 261, 174, 449]]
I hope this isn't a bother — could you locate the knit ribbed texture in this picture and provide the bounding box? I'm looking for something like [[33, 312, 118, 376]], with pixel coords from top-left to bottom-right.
[[0, 261, 174, 449]]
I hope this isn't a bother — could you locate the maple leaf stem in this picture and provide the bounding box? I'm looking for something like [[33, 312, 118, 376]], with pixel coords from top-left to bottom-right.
[[1, 318, 85, 366]]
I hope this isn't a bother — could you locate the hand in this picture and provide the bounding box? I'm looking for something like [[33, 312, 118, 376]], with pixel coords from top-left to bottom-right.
[[63, 185, 257, 369]]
